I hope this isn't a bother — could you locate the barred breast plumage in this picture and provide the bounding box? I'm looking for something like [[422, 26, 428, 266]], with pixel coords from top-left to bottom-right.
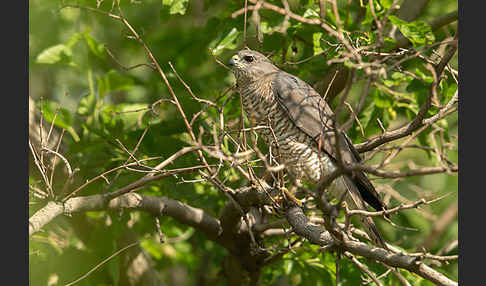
[[239, 73, 339, 190]]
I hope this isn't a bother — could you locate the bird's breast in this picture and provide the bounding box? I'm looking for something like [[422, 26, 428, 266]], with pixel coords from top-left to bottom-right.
[[239, 81, 337, 184]]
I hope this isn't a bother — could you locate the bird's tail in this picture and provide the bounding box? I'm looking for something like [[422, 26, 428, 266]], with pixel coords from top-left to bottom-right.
[[340, 176, 388, 249], [356, 215, 388, 249]]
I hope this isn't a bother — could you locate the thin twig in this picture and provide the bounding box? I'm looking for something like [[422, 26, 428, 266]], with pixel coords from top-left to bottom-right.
[[64, 242, 139, 286]]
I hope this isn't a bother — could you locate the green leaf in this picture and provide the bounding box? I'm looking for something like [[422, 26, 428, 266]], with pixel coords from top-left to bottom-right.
[[111, 103, 149, 129], [303, 8, 320, 19], [379, 0, 393, 9], [391, 71, 412, 82], [373, 88, 393, 108], [162, 0, 189, 15], [441, 81, 457, 105], [389, 16, 435, 47], [284, 259, 294, 275], [141, 237, 164, 260], [396, 101, 419, 116], [211, 28, 240, 56], [36, 44, 72, 65], [362, 5, 374, 26], [260, 21, 279, 34], [407, 78, 429, 107], [77, 92, 96, 116], [386, 106, 397, 120], [35, 30, 85, 66], [312, 32, 324, 55], [414, 68, 434, 84], [65, 31, 83, 49], [107, 70, 135, 92], [83, 31, 105, 59], [360, 102, 383, 137], [98, 70, 135, 98], [383, 79, 395, 87]]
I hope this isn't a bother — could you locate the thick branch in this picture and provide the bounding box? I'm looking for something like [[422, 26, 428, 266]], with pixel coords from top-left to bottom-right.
[[285, 206, 458, 286], [29, 193, 223, 242], [220, 184, 275, 236]]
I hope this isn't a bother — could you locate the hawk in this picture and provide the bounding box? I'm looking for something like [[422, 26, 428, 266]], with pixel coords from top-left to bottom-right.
[[228, 49, 387, 247]]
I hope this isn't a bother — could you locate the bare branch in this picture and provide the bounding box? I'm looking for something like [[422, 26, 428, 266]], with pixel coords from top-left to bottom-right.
[[30, 193, 223, 241], [285, 206, 458, 286], [346, 195, 446, 217]]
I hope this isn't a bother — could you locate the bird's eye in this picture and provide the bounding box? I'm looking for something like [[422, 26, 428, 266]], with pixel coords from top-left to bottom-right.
[[243, 55, 254, 63]]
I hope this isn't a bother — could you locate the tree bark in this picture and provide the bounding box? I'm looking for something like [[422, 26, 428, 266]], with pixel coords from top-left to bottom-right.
[[285, 206, 458, 286]]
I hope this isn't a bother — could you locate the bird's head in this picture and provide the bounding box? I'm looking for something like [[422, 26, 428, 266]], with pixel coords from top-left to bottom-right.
[[228, 49, 278, 84]]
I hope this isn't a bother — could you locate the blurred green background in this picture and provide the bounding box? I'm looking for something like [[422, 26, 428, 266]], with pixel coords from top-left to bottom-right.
[[29, 0, 457, 285]]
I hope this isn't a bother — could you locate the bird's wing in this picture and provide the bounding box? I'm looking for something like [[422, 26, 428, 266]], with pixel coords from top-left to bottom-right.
[[271, 71, 386, 212]]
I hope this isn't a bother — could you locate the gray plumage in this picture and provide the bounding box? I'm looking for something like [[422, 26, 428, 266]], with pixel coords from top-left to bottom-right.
[[229, 49, 387, 247]]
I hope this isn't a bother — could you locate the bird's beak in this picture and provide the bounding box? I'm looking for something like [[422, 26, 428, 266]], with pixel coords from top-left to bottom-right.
[[228, 55, 239, 67]]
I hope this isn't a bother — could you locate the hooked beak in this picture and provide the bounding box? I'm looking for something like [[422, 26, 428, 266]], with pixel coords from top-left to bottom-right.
[[228, 55, 239, 67]]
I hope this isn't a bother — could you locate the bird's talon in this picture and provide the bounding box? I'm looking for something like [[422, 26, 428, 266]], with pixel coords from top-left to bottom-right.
[[281, 187, 303, 208]]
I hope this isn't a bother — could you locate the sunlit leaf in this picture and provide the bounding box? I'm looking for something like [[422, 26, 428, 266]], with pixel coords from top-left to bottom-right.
[[379, 0, 393, 9], [303, 8, 320, 19], [141, 237, 164, 260], [373, 88, 393, 108], [65, 31, 83, 49], [211, 28, 240, 55], [83, 31, 105, 59], [389, 16, 435, 47], [162, 0, 189, 15], [36, 44, 72, 65], [313, 32, 324, 55]]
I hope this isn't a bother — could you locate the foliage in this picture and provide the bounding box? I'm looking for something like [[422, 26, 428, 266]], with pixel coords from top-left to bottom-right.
[[29, 0, 458, 285]]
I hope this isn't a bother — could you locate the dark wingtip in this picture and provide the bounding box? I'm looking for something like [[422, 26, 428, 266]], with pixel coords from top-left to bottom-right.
[[363, 216, 389, 250]]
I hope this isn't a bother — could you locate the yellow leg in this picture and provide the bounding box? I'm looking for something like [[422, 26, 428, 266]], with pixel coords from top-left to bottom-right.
[[281, 187, 303, 207]]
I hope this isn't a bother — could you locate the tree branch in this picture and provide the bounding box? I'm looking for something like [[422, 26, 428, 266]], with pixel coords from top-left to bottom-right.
[[355, 40, 457, 153], [285, 206, 458, 286], [29, 193, 223, 242]]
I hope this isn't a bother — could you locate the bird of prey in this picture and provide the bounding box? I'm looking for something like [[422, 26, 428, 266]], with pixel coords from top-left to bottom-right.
[[228, 49, 387, 247]]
